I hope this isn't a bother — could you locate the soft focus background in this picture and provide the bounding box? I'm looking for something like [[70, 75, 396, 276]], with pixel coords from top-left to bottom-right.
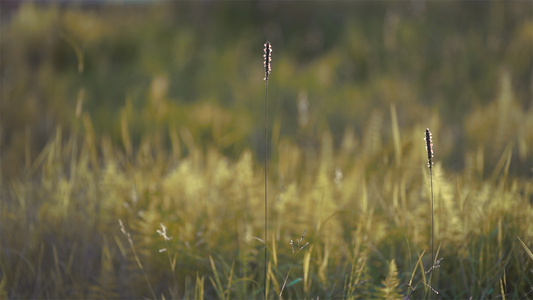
[[1, 1, 532, 299]]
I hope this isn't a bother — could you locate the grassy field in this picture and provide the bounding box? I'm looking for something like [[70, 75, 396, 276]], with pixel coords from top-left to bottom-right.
[[1, 2, 532, 299]]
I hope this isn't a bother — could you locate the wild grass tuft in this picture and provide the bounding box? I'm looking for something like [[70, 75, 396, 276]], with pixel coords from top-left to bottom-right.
[[376, 259, 401, 299]]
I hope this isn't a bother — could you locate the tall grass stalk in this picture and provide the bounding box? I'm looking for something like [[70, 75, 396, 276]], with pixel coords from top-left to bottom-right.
[[424, 128, 435, 292], [263, 41, 272, 299]]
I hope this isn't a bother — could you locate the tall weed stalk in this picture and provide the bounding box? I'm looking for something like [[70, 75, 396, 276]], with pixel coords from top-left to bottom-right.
[[424, 128, 435, 295], [263, 41, 272, 299]]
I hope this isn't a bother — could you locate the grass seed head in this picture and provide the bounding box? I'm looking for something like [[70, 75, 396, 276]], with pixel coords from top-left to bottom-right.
[[425, 128, 434, 169], [263, 41, 272, 81], [290, 229, 309, 254], [157, 223, 173, 241]]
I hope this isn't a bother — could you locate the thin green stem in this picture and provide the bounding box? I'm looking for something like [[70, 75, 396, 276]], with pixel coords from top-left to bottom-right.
[[130, 244, 157, 300], [165, 240, 178, 296], [264, 80, 268, 300], [430, 167, 434, 274], [425, 167, 434, 300]]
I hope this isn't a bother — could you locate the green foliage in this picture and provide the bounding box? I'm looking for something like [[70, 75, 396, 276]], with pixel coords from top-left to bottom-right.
[[1, 2, 532, 300]]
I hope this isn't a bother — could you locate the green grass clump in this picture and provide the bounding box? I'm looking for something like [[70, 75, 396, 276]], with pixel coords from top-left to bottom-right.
[[1, 2, 532, 299]]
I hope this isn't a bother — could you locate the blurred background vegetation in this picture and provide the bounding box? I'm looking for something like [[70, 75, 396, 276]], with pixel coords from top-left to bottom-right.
[[1, 1, 531, 178], [0, 1, 532, 299]]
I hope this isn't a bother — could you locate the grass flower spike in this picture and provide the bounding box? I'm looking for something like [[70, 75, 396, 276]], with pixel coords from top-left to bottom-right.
[[425, 128, 434, 169], [264, 41, 272, 82]]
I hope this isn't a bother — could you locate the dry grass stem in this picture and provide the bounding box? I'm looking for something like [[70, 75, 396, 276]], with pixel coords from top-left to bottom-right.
[[119, 220, 157, 300]]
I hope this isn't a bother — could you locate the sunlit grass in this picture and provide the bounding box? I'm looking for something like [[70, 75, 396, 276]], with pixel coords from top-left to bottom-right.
[[2, 99, 531, 298], [1, 3, 532, 299]]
